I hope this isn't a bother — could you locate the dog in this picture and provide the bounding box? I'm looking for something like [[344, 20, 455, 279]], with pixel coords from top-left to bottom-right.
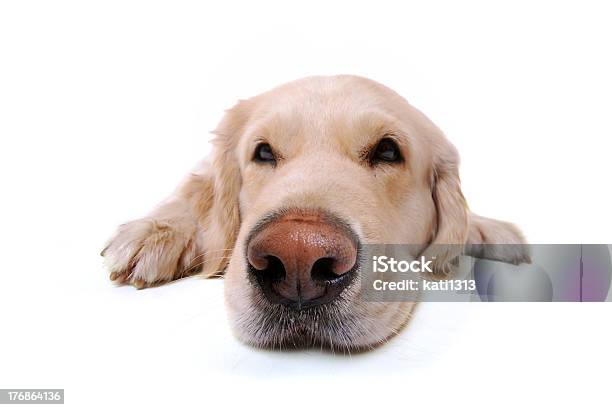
[[102, 75, 529, 351]]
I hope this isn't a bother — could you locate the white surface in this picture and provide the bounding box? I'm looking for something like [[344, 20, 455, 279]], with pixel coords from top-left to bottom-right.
[[1, 1, 611, 409]]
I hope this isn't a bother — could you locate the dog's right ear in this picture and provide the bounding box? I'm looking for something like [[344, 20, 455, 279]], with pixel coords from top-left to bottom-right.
[[187, 100, 252, 277]]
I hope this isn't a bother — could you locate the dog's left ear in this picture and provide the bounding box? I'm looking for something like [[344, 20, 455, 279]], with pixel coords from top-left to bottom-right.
[[420, 141, 469, 275], [422, 138, 530, 275]]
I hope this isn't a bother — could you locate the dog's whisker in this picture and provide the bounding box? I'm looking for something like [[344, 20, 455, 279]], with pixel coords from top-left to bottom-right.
[[185, 248, 234, 266], [179, 255, 232, 275]]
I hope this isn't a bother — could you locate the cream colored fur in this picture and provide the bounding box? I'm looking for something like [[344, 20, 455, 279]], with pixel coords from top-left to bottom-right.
[[102, 75, 529, 350]]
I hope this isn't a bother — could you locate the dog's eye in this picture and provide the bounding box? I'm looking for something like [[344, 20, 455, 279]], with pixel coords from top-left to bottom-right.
[[370, 138, 403, 164], [253, 143, 276, 164]]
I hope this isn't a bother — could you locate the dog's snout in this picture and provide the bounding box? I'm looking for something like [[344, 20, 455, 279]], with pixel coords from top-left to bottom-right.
[[247, 212, 358, 309]]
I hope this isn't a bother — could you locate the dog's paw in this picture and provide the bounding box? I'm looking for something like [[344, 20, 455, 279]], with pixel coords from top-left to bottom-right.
[[101, 218, 199, 288]]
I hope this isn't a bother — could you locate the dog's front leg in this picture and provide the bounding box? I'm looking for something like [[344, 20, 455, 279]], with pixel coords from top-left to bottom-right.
[[101, 161, 225, 288]]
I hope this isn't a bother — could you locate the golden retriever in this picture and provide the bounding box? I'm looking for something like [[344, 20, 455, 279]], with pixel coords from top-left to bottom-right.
[[102, 75, 528, 351]]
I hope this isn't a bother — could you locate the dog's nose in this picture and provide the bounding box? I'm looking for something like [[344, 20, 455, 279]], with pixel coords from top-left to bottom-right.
[[247, 212, 358, 309]]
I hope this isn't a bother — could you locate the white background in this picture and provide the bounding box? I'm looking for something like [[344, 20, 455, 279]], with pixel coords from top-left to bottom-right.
[[1, 1, 611, 409]]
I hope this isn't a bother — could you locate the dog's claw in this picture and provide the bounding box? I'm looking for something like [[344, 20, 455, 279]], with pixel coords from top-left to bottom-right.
[[110, 271, 130, 284], [110, 270, 148, 289]]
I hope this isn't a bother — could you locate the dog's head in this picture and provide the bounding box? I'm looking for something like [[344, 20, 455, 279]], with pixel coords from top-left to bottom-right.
[[196, 75, 526, 350]]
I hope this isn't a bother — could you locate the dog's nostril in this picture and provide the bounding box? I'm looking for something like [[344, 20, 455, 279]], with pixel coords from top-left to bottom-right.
[[253, 255, 286, 283], [311, 257, 342, 282]]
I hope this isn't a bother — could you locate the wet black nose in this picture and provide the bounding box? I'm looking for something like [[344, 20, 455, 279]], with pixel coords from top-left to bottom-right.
[[247, 211, 359, 310]]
